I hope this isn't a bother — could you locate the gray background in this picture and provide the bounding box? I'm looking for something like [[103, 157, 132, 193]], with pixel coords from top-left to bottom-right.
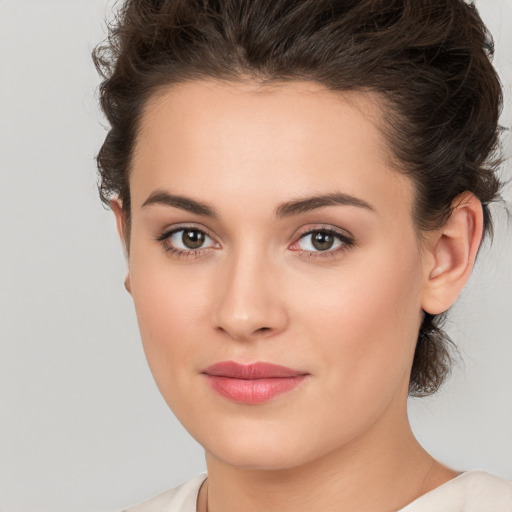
[[0, 1, 511, 511]]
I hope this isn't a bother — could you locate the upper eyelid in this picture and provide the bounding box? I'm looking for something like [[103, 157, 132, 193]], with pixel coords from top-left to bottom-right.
[[158, 223, 216, 240], [156, 223, 354, 249], [294, 225, 354, 241], [289, 226, 356, 256], [157, 226, 218, 255]]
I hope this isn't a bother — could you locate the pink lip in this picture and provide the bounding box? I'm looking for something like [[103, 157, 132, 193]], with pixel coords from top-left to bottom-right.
[[201, 362, 309, 404]]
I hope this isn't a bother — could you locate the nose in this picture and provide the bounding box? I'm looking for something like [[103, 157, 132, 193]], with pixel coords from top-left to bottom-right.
[[211, 247, 288, 341]]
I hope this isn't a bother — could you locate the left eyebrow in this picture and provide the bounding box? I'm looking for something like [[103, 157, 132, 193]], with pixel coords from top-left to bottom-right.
[[275, 193, 375, 218]]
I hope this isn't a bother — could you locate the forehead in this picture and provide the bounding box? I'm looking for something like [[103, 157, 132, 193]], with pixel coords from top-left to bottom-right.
[[131, 79, 413, 220], [137, 79, 390, 163]]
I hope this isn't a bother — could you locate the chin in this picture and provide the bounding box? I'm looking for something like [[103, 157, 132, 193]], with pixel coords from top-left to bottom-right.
[[194, 415, 351, 473], [207, 439, 310, 471], [179, 412, 304, 470]]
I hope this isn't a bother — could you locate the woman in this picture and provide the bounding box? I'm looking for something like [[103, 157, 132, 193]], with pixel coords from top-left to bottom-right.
[[93, 0, 512, 510]]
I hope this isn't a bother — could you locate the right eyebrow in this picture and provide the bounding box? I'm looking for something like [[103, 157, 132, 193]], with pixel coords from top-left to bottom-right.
[[141, 190, 217, 218]]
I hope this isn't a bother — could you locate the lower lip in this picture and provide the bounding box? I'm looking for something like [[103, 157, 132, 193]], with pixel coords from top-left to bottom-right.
[[204, 375, 308, 404]]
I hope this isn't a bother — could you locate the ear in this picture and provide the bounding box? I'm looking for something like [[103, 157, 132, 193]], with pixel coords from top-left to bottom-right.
[[110, 199, 132, 294], [110, 198, 129, 257], [421, 193, 484, 315]]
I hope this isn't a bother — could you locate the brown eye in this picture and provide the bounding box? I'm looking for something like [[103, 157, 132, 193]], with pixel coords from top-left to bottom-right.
[[182, 229, 205, 249], [311, 231, 335, 251], [162, 228, 217, 252], [295, 229, 352, 253]]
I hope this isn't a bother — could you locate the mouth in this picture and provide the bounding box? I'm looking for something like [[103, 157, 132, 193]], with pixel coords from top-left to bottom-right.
[[201, 361, 309, 404]]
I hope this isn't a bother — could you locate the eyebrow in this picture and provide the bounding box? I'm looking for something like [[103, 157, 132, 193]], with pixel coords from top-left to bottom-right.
[[275, 192, 375, 218], [142, 190, 217, 217], [141, 190, 375, 218]]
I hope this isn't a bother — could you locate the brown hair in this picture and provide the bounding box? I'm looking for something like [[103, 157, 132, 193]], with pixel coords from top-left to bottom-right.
[[93, 0, 503, 396]]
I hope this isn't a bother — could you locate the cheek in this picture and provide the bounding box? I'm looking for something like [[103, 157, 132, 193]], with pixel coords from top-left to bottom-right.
[[127, 246, 211, 404], [295, 242, 424, 402]]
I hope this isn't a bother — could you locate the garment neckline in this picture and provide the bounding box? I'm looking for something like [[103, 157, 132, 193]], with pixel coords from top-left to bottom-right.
[[397, 469, 487, 510], [193, 470, 490, 512]]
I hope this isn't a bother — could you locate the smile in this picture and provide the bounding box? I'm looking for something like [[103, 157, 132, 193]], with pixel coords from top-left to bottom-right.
[[201, 361, 309, 404]]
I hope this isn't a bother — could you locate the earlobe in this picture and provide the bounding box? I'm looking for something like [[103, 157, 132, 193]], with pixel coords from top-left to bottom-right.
[[124, 274, 132, 294], [421, 193, 484, 315]]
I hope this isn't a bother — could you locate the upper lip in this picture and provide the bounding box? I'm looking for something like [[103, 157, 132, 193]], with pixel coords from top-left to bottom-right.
[[202, 361, 308, 379]]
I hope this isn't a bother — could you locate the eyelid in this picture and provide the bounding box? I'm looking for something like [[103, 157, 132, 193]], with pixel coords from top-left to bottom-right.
[[156, 223, 218, 242], [292, 224, 354, 243], [155, 222, 354, 259], [156, 223, 221, 256], [289, 224, 355, 255]]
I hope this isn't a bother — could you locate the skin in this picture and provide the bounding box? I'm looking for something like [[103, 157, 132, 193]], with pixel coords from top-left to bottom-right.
[[112, 80, 483, 512]]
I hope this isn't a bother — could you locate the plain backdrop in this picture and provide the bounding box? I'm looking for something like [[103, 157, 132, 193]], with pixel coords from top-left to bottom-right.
[[0, 1, 511, 511]]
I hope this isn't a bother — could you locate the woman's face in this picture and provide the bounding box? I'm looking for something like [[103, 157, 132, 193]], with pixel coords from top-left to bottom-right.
[[121, 80, 430, 470]]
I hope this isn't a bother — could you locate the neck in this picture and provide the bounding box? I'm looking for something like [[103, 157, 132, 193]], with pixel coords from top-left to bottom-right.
[[200, 408, 456, 512]]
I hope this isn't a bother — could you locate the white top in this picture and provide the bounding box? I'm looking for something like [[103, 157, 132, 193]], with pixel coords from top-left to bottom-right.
[[123, 470, 512, 512]]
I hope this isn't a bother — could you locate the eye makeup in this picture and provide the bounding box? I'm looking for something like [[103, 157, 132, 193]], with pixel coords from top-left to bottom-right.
[[289, 225, 356, 260], [155, 222, 356, 261], [156, 224, 220, 259]]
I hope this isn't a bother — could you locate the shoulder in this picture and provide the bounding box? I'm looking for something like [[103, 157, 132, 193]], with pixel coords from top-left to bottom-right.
[[463, 470, 512, 508], [122, 474, 207, 512], [401, 470, 512, 512]]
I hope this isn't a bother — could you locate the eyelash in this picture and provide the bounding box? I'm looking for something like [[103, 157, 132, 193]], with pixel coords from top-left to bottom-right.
[[291, 227, 355, 260], [156, 225, 355, 260], [156, 225, 217, 259]]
